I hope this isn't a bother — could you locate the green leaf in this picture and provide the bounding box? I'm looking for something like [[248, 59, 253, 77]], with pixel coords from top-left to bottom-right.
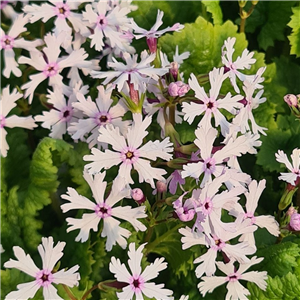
[[245, 1, 296, 50], [202, 1, 223, 25], [248, 273, 300, 300], [288, 6, 300, 57], [159, 16, 248, 78]]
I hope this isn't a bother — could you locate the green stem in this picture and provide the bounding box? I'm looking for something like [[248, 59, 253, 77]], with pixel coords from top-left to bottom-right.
[[169, 104, 176, 125], [81, 284, 99, 300], [62, 285, 77, 300]]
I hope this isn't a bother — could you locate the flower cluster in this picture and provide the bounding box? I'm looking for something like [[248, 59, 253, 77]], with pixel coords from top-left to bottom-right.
[[2, 2, 292, 300]]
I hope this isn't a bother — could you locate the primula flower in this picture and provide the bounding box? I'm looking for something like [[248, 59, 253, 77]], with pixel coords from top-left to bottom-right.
[[198, 256, 267, 299], [84, 114, 173, 189], [91, 50, 168, 93], [82, 1, 132, 51], [68, 85, 129, 149], [230, 179, 280, 247], [289, 213, 300, 231], [109, 243, 173, 300], [1, 86, 37, 157], [130, 9, 184, 53], [35, 83, 87, 139], [275, 148, 300, 186], [182, 126, 260, 187], [23, 0, 90, 37], [0, 13, 42, 78], [232, 67, 267, 136], [19, 32, 88, 103], [221, 37, 258, 93], [4, 237, 80, 300], [61, 171, 147, 251], [182, 69, 244, 137]]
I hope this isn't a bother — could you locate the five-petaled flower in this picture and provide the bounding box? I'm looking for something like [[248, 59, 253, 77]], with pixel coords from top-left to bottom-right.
[[4, 237, 80, 300], [109, 243, 173, 300]]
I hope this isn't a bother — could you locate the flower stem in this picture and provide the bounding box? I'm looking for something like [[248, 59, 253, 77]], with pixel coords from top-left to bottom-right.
[[81, 284, 99, 300], [62, 285, 77, 300]]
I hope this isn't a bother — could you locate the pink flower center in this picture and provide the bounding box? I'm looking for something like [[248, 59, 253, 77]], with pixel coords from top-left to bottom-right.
[[120, 147, 140, 165], [1, 35, 14, 50], [97, 14, 108, 28], [212, 235, 225, 251], [95, 112, 112, 126], [54, 2, 70, 19], [0, 115, 6, 128], [203, 157, 216, 174], [205, 99, 218, 112], [94, 202, 112, 219], [226, 272, 241, 282], [244, 212, 256, 225], [43, 62, 59, 77], [202, 198, 213, 215], [59, 106, 73, 122], [129, 275, 145, 293], [35, 269, 54, 287]]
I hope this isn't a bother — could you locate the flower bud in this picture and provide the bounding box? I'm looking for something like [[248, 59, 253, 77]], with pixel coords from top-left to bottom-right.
[[156, 181, 167, 193], [170, 62, 179, 81], [290, 213, 300, 231], [146, 37, 157, 54], [286, 206, 297, 216], [238, 0, 247, 8], [131, 188, 146, 204], [278, 185, 298, 210], [284, 94, 298, 107], [168, 81, 190, 97]]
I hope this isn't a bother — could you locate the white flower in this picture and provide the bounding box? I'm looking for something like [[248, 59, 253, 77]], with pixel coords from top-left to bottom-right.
[[23, 0, 90, 37], [230, 180, 280, 247], [221, 37, 257, 93], [35, 83, 87, 139], [0, 86, 37, 157], [61, 171, 147, 251], [91, 50, 168, 93], [68, 85, 130, 149], [0, 13, 42, 78], [275, 148, 300, 185], [182, 69, 244, 137], [4, 237, 80, 300], [19, 32, 88, 103], [182, 126, 260, 187], [109, 243, 173, 300], [82, 1, 131, 51], [84, 113, 173, 189], [198, 256, 267, 299]]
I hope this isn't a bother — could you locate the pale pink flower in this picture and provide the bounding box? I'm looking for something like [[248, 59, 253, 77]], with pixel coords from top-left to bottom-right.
[[4, 237, 80, 300], [23, 0, 90, 36], [182, 126, 261, 187], [61, 171, 147, 251], [68, 85, 129, 149], [83, 114, 173, 189], [91, 50, 168, 93], [19, 32, 88, 103], [233, 67, 267, 136], [82, 1, 132, 51], [290, 213, 300, 231], [230, 180, 280, 247], [0, 13, 43, 78], [130, 9, 184, 53], [275, 148, 300, 185], [0, 86, 37, 157], [109, 243, 173, 300], [182, 69, 244, 137], [221, 37, 258, 93], [198, 256, 267, 299], [35, 83, 87, 139]]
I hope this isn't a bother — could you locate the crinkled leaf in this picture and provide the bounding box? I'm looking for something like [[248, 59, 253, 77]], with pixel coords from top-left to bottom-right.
[[202, 1, 223, 25], [256, 241, 300, 277], [248, 273, 300, 300], [245, 1, 296, 50], [159, 16, 248, 77], [288, 6, 300, 57]]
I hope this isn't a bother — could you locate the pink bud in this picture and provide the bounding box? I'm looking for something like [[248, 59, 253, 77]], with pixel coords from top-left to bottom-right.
[[170, 62, 178, 80], [168, 81, 190, 97], [131, 188, 145, 204], [284, 94, 298, 107], [286, 206, 297, 216], [146, 37, 157, 53], [156, 181, 167, 193], [290, 213, 300, 231]]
